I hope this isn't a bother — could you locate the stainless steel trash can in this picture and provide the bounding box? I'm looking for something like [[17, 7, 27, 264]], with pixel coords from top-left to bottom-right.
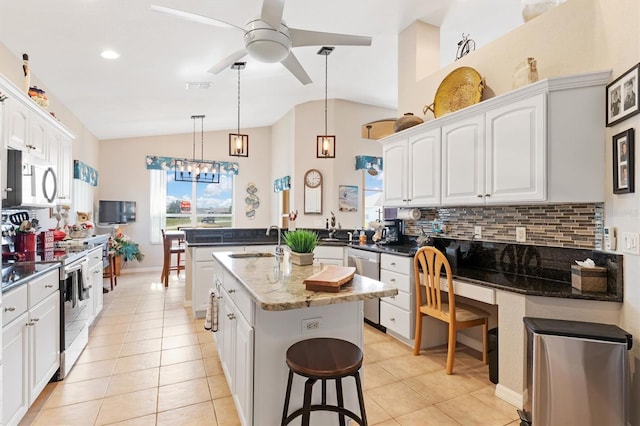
[[519, 317, 632, 426]]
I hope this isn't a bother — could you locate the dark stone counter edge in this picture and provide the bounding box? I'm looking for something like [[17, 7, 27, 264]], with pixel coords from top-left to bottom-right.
[[2, 262, 60, 293]]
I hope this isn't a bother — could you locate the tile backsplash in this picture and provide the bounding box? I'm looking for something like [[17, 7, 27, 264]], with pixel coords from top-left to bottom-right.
[[402, 203, 604, 249]]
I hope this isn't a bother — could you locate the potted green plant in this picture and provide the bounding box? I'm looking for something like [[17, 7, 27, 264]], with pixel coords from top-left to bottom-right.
[[109, 231, 144, 267], [282, 229, 318, 265]]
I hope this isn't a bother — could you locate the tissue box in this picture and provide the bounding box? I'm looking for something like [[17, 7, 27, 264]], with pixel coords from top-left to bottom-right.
[[571, 265, 607, 292]]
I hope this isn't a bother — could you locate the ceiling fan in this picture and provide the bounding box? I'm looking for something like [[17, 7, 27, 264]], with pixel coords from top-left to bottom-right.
[[151, 0, 372, 85]]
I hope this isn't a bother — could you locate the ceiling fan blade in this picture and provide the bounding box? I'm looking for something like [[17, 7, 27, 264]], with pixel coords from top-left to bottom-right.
[[150, 4, 245, 32], [281, 52, 312, 85], [208, 50, 248, 74], [260, 0, 286, 30], [289, 28, 372, 47]]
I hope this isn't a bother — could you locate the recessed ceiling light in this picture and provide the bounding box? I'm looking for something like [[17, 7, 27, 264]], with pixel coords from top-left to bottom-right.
[[100, 50, 120, 59]]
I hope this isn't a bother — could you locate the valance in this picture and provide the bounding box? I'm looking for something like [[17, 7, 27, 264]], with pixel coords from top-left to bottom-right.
[[73, 160, 99, 186], [273, 176, 291, 192], [355, 155, 383, 172]]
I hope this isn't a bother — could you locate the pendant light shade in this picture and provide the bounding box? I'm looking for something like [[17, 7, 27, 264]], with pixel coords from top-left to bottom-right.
[[175, 115, 220, 183], [229, 62, 249, 157], [316, 46, 335, 159]]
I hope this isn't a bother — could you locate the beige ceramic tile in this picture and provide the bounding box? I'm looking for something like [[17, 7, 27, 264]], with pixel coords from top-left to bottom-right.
[[363, 393, 393, 425], [200, 341, 217, 358], [32, 399, 102, 426], [157, 377, 212, 412], [76, 343, 122, 364], [394, 405, 460, 426], [95, 388, 158, 425], [65, 358, 117, 383], [163, 323, 198, 337], [470, 386, 520, 421], [119, 338, 163, 357], [104, 413, 157, 425], [212, 396, 242, 426], [159, 359, 207, 386], [156, 401, 217, 426], [207, 373, 232, 400], [105, 367, 160, 397], [113, 351, 162, 375], [95, 314, 133, 326], [377, 354, 443, 380], [85, 331, 128, 349], [204, 356, 224, 377], [132, 311, 164, 322], [371, 419, 401, 426], [362, 363, 399, 390], [43, 376, 110, 408], [161, 333, 200, 350], [161, 345, 202, 366], [364, 326, 391, 345], [128, 318, 164, 331], [198, 331, 216, 344], [436, 394, 513, 426], [403, 369, 487, 405], [365, 381, 431, 418], [162, 314, 194, 327], [90, 322, 130, 337], [124, 327, 164, 343], [364, 340, 413, 364]]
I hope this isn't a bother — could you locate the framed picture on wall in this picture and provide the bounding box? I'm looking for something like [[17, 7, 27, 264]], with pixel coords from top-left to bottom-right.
[[606, 63, 640, 127], [613, 128, 634, 194]]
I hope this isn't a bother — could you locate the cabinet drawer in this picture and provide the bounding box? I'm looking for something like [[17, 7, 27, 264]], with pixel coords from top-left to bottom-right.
[[380, 301, 411, 339], [380, 269, 411, 293], [381, 290, 411, 310], [448, 279, 496, 305], [234, 286, 254, 326], [28, 269, 59, 307], [314, 246, 344, 261], [4, 284, 28, 325], [380, 254, 412, 274]]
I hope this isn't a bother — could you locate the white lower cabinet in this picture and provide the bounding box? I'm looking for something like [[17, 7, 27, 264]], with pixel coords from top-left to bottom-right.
[[313, 245, 345, 266], [2, 269, 60, 426], [87, 247, 104, 324], [216, 274, 254, 426], [191, 245, 275, 318], [379, 254, 414, 340]]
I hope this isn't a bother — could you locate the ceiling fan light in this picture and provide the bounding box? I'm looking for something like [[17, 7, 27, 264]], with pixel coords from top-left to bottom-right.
[[244, 21, 291, 63]]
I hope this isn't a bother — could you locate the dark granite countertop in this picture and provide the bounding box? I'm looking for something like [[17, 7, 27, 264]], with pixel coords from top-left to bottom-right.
[[2, 262, 60, 293]]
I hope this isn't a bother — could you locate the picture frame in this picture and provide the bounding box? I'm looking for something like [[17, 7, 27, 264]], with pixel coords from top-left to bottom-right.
[[606, 63, 640, 127], [613, 128, 634, 194], [338, 185, 358, 212]]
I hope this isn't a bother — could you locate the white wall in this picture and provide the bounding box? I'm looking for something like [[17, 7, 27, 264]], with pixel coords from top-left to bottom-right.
[[398, 0, 640, 421]]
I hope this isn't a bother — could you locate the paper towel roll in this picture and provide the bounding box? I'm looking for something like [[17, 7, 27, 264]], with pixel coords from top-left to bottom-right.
[[397, 208, 421, 220]]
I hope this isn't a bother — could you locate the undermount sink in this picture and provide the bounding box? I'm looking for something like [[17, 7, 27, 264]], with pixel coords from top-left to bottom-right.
[[228, 252, 275, 258], [320, 238, 345, 242]]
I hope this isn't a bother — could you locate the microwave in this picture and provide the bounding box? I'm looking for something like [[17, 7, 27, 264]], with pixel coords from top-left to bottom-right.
[[3, 149, 58, 208]]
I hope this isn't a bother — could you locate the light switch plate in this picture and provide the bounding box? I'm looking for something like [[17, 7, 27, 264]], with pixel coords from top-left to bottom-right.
[[621, 232, 640, 255], [474, 226, 482, 239]]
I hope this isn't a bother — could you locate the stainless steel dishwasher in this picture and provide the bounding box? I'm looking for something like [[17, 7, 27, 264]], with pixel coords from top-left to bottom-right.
[[347, 247, 382, 327]]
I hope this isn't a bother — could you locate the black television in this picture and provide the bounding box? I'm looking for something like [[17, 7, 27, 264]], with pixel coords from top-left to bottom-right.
[[98, 200, 137, 225]]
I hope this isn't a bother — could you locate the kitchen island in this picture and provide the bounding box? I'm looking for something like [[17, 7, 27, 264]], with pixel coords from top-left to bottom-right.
[[210, 251, 397, 426]]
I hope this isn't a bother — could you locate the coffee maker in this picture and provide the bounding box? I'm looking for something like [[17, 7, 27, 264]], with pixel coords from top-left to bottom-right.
[[381, 219, 403, 245]]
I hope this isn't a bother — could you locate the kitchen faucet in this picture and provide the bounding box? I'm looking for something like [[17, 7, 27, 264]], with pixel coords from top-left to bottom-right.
[[267, 225, 284, 256]]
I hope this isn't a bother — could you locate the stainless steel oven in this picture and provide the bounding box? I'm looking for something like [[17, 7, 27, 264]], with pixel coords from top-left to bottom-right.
[[57, 254, 90, 380]]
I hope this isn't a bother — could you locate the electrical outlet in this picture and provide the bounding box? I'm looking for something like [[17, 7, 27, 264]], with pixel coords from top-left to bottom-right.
[[474, 226, 482, 239], [302, 317, 322, 333], [622, 232, 640, 255], [516, 227, 527, 242]]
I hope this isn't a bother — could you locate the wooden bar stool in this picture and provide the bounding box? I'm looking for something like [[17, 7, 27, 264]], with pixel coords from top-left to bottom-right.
[[103, 251, 118, 291], [281, 338, 367, 426], [161, 229, 185, 287]]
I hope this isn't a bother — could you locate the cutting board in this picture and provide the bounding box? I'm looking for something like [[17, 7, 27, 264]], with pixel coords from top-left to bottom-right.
[[304, 266, 356, 292]]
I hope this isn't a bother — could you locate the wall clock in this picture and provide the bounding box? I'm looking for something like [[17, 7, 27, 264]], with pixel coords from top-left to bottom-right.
[[304, 169, 322, 214]]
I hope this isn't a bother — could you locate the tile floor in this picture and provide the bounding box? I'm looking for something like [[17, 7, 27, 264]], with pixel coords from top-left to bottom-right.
[[20, 271, 520, 426]]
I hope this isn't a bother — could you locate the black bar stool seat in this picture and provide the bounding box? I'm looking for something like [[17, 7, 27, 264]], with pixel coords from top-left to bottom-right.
[[281, 338, 367, 426]]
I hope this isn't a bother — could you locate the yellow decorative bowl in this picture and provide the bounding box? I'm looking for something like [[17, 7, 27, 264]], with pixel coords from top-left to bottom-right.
[[424, 67, 484, 118]]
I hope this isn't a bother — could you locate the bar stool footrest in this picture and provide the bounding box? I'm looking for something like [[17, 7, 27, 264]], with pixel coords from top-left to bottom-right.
[[283, 405, 365, 426]]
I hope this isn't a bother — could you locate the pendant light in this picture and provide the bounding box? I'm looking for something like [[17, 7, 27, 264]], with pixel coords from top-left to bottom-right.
[[229, 62, 249, 157], [174, 115, 220, 183], [316, 46, 335, 158]]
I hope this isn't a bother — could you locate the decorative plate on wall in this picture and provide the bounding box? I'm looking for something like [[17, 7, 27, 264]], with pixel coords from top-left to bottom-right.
[[245, 182, 259, 219]]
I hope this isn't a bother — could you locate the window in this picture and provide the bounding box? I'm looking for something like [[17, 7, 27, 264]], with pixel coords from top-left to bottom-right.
[[363, 170, 384, 226], [164, 169, 233, 230]]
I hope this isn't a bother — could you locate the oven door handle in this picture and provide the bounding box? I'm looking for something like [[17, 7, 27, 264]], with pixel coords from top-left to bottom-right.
[[66, 262, 85, 274]]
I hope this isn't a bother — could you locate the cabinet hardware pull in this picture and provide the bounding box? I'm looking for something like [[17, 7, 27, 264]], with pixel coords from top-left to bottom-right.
[[390, 317, 395, 322], [45, 284, 54, 288], [485, 193, 491, 197], [5, 188, 12, 192], [227, 313, 236, 320], [390, 262, 396, 266], [477, 194, 483, 198], [390, 296, 396, 299], [32, 317, 40, 322], [390, 278, 396, 282], [5, 306, 16, 312], [228, 289, 236, 293]]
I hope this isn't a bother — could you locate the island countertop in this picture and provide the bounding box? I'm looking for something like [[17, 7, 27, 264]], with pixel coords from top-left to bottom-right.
[[213, 251, 398, 311]]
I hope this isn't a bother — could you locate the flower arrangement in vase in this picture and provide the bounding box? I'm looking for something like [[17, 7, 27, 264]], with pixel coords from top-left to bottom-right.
[[109, 231, 144, 263], [282, 229, 318, 265]]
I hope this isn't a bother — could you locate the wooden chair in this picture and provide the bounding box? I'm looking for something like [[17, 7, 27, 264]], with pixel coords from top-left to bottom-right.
[[413, 246, 489, 374], [103, 251, 118, 291], [161, 229, 185, 287]]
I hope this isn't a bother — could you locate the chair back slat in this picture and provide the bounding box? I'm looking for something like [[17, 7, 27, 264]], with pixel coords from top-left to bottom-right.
[[414, 246, 456, 320]]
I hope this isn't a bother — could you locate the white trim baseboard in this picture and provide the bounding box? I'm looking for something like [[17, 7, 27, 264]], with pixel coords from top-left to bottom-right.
[[495, 384, 523, 408]]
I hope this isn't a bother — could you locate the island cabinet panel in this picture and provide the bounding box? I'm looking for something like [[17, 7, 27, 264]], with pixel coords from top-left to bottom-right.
[[381, 71, 609, 206]]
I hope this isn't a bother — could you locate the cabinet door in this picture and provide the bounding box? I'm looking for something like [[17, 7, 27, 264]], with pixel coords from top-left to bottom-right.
[[219, 291, 235, 392], [5, 98, 29, 150], [28, 114, 47, 159], [57, 135, 73, 201], [408, 129, 441, 206], [485, 94, 546, 203], [91, 262, 104, 321], [234, 312, 254, 426], [382, 138, 408, 206], [193, 262, 216, 318], [29, 292, 60, 403], [442, 115, 485, 205], [2, 313, 29, 426]]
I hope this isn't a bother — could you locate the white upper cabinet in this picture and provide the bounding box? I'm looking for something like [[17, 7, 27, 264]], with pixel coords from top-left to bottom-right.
[[5, 97, 29, 150], [381, 71, 610, 207], [382, 127, 441, 207]]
